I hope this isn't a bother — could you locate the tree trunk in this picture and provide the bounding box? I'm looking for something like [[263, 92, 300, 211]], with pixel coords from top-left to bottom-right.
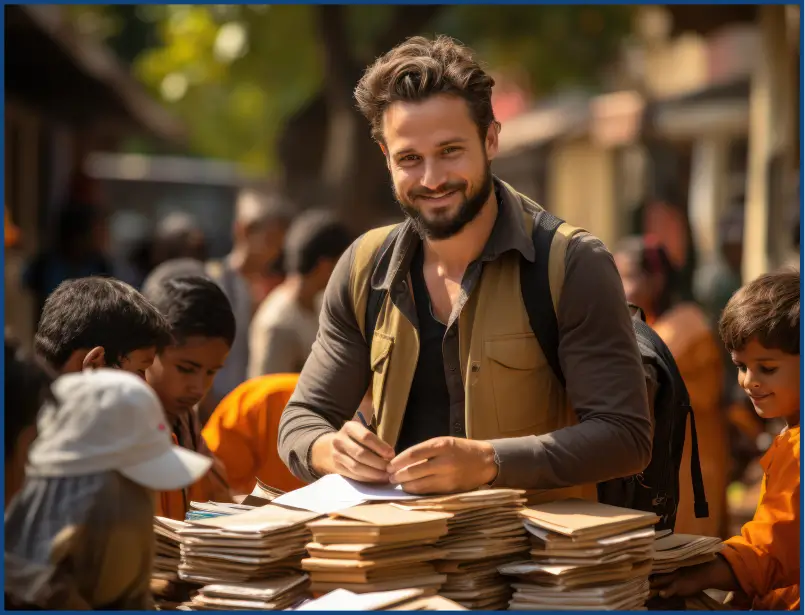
[[278, 5, 443, 231]]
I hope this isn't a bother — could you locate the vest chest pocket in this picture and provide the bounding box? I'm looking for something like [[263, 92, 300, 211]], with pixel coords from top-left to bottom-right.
[[370, 334, 394, 417], [485, 334, 551, 435]]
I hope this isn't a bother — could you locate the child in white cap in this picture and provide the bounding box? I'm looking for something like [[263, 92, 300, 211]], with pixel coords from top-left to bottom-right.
[[5, 369, 212, 610]]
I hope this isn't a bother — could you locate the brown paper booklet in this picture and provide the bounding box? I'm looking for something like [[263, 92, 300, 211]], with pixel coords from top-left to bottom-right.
[[519, 499, 658, 540], [310, 573, 447, 595], [190, 574, 309, 610], [394, 489, 526, 512], [307, 504, 451, 545], [389, 595, 468, 611], [305, 540, 439, 560], [308, 562, 436, 584], [302, 546, 448, 571]]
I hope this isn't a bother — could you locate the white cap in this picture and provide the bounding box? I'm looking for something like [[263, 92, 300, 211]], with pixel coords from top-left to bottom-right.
[[28, 370, 212, 490]]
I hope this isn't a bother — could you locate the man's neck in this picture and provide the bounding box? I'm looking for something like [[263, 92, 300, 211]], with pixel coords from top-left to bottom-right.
[[422, 191, 498, 277]]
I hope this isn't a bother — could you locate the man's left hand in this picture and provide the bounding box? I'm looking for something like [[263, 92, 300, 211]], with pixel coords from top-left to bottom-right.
[[387, 437, 498, 494]]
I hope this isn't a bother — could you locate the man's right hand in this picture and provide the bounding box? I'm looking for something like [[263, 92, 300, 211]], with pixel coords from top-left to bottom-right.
[[311, 422, 395, 483]]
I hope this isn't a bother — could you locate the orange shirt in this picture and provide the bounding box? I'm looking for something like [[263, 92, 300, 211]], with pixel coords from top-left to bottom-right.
[[156, 411, 232, 521], [721, 426, 800, 611], [202, 374, 306, 495]]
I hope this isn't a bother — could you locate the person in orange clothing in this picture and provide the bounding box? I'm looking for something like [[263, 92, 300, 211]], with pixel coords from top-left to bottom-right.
[[615, 236, 729, 537], [143, 273, 236, 519], [203, 376, 376, 495], [202, 374, 306, 495], [652, 269, 800, 611]]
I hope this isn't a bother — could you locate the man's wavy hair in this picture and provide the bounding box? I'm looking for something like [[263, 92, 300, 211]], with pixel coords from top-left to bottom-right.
[[354, 35, 498, 144]]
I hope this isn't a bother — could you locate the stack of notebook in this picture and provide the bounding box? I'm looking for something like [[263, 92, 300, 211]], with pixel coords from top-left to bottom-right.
[[302, 504, 451, 595], [499, 499, 659, 610], [394, 489, 529, 610], [651, 534, 723, 574], [293, 587, 468, 611], [185, 574, 311, 610], [154, 516, 191, 582], [177, 504, 320, 585]]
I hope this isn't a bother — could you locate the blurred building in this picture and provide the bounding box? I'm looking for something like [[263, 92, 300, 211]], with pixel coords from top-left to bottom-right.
[[84, 153, 252, 262], [4, 4, 185, 346], [495, 5, 799, 288]]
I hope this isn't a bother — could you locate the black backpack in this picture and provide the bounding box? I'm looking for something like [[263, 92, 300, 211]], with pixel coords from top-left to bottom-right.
[[364, 210, 709, 532], [521, 210, 709, 532]]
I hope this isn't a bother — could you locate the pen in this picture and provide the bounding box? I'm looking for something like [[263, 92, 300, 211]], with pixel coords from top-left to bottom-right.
[[356, 411, 373, 431]]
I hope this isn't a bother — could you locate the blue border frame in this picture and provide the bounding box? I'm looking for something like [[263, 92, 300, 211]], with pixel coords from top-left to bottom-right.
[[1, 2, 802, 614]]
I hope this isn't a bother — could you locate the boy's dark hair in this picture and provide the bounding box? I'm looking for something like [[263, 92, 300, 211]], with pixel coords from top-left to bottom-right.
[[284, 210, 352, 276], [5, 338, 56, 459], [34, 277, 172, 369], [143, 275, 236, 347], [354, 35, 498, 144], [719, 269, 800, 355]]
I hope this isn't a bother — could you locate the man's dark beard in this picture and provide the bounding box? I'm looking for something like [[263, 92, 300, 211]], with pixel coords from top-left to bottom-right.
[[396, 164, 493, 240]]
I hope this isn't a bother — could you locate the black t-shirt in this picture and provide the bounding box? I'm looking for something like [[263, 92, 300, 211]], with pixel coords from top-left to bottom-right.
[[395, 244, 451, 454]]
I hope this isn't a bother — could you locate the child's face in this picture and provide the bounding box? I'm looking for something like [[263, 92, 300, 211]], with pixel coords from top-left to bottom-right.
[[731, 338, 800, 426], [146, 336, 230, 418]]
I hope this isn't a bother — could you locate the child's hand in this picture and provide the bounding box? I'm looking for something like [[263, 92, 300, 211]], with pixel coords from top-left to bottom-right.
[[651, 568, 705, 598], [651, 557, 739, 598]]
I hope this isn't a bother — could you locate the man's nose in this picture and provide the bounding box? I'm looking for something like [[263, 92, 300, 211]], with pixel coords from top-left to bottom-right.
[[420, 160, 447, 191]]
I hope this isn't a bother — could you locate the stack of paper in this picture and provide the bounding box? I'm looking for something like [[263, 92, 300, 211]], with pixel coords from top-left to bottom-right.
[[499, 499, 659, 610], [388, 595, 469, 610], [302, 504, 451, 595], [652, 534, 723, 574], [176, 504, 320, 585], [274, 473, 420, 514], [292, 588, 468, 611], [154, 516, 191, 582], [185, 575, 310, 610], [237, 479, 286, 507], [395, 489, 529, 610], [684, 590, 731, 611], [185, 501, 257, 522], [293, 588, 426, 610]]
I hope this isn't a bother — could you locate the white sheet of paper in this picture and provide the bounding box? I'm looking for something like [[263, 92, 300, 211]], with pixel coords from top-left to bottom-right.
[[292, 588, 422, 611], [273, 474, 420, 514]]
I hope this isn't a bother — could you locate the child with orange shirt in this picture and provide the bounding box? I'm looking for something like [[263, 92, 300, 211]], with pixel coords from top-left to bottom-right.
[[143, 275, 235, 519], [652, 269, 800, 610]]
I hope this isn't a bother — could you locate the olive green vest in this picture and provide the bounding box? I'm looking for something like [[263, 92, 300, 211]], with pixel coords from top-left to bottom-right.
[[348, 194, 597, 503]]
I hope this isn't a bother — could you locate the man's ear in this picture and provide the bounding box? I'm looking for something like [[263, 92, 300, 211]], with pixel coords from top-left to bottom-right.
[[485, 121, 501, 161], [82, 346, 106, 370]]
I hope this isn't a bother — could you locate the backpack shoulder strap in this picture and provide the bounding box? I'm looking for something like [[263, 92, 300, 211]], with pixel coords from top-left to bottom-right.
[[520, 208, 584, 387], [349, 224, 402, 343]]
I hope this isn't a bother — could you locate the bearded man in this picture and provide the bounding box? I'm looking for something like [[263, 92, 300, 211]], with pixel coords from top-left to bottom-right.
[[277, 36, 652, 498]]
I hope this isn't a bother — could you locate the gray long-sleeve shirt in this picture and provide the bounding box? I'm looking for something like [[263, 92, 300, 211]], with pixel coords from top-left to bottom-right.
[[278, 181, 652, 489]]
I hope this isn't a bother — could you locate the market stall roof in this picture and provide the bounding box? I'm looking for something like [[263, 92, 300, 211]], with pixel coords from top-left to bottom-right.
[[5, 5, 184, 144]]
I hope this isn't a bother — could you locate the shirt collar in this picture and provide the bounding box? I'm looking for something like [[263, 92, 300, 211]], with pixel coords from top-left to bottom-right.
[[373, 176, 537, 291]]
